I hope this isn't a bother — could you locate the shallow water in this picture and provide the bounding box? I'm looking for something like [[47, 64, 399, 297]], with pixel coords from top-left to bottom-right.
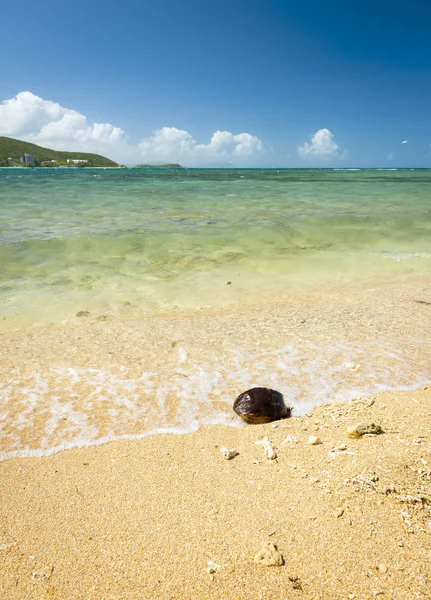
[[1, 168, 431, 325]]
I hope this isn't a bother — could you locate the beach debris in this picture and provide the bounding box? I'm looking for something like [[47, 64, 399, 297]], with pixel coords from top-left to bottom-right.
[[233, 387, 291, 424], [307, 435, 322, 445], [253, 542, 284, 567], [347, 423, 384, 438], [281, 434, 298, 445], [32, 565, 54, 581], [329, 443, 347, 455], [220, 447, 239, 460], [399, 494, 431, 505], [344, 362, 361, 373], [336, 508, 345, 518], [206, 560, 220, 574], [289, 575, 303, 590], [76, 310, 90, 317], [255, 437, 277, 460], [177, 347, 188, 364]]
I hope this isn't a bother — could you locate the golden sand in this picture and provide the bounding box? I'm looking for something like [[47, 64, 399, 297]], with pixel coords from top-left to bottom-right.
[[0, 387, 430, 599]]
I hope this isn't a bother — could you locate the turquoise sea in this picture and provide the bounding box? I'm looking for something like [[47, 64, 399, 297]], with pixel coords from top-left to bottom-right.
[[1, 167, 431, 326], [1, 167, 431, 459]]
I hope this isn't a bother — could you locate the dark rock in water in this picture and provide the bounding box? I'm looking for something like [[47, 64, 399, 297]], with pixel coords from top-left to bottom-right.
[[233, 387, 291, 424]]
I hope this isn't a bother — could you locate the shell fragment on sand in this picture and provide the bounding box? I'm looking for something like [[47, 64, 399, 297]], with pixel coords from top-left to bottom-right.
[[281, 434, 298, 445], [206, 560, 220, 574], [255, 437, 277, 460], [254, 542, 284, 567], [220, 447, 239, 460], [307, 435, 322, 445], [347, 423, 384, 438], [328, 443, 355, 457]]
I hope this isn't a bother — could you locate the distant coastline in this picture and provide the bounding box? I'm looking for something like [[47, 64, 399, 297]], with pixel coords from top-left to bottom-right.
[[0, 136, 118, 168]]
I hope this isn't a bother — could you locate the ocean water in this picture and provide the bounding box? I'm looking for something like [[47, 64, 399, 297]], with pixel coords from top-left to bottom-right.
[[1, 167, 431, 460], [1, 167, 431, 325]]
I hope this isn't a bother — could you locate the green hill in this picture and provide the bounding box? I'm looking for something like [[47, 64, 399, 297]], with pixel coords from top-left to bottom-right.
[[0, 136, 118, 167]]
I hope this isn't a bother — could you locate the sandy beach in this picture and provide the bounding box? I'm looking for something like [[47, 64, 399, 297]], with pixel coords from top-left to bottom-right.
[[0, 277, 431, 599], [1, 386, 430, 599]]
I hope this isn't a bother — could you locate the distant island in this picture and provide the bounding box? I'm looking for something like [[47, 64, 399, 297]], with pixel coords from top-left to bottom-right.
[[0, 136, 118, 168], [132, 163, 184, 169]]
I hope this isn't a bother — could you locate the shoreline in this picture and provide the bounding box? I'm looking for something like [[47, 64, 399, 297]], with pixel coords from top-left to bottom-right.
[[1, 275, 431, 461], [1, 386, 430, 599]]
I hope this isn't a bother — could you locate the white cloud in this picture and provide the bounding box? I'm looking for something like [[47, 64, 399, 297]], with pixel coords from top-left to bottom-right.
[[297, 128, 340, 159], [139, 127, 263, 163], [402, 140, 408, 144], [0, 92, 264, 165], [139, 127, 195, 161], [0, 91, 125, 154]]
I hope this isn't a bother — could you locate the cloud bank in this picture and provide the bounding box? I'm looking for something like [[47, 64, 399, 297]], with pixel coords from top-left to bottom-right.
[[139, 127, 262, 163], [0, 92, 263, 166], [0, 92, 124, 153], [297, 128, 340, 159]]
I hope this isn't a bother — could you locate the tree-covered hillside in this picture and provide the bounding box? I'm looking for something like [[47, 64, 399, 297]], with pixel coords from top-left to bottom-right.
[[0, 137, 118, 167]]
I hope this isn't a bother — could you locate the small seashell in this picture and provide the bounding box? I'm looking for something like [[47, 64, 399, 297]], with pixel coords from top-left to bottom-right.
[[253, 542, 284, 567], [207, 560, 220, 574], [307, 435, 322, 445], [220, 447, 239, 460], [328, 443, 348, 456], [255, 437, 277, 460]]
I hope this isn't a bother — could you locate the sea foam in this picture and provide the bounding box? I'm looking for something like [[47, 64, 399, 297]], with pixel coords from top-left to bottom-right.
[[1, 338, 430, 461]]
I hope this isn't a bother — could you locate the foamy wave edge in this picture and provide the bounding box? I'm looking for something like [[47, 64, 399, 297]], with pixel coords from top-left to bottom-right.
[[1, 379, 429, 463]]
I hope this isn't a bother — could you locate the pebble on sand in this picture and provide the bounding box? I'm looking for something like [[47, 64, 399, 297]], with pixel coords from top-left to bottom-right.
[[220, 447, 239, 460], [253, 542, 284, 567]]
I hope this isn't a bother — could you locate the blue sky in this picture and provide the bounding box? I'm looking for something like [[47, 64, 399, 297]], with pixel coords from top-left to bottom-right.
[[1, 0, 430, 166]]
